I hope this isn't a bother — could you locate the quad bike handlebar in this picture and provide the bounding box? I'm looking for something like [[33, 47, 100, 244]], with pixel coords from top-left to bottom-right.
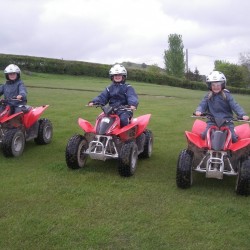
[[191, 112, 250, 123], [86, 103, 134, 114], [0, 98, 22, 106]]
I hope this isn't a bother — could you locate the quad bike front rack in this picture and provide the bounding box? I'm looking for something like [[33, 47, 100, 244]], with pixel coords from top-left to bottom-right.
[[87, 135, 119, 161], [194, 150, 237, 179]]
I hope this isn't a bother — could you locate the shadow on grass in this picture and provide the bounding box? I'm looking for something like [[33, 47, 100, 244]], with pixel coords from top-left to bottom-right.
[[65, 158, 120, 176], [188, 172, 237, 195]]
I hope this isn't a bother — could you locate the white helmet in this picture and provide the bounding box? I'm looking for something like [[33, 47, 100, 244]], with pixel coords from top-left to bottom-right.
[[109, 64, 127, 79], [206, 71, 226, 90], [4, 64, 21, 80], [4, 64, 21, 74]]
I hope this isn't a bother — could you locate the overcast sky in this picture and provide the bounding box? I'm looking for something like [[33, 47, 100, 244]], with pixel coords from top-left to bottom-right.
[[1, 0, 250, 75]]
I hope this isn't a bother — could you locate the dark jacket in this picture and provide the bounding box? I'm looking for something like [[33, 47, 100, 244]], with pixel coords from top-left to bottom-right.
[[196, 90, 246, 120], [0, 79, 27, 106], [92, 82, 138, 107]]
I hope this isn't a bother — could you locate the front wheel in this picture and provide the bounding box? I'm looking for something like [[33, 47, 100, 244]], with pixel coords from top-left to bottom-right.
[[176, 149, 193, 189], [118, 141, 138, 177], [2, 129, 25, 157], [139, 130, 153, 158], [235, 158, 250, 196], [34, 118, 53, 145], [65, 134, 89, 169]]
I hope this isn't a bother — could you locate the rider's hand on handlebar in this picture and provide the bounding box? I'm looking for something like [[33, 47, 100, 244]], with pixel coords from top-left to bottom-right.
[[242, 115, 249, 121], [88, 102, 94, 106], [16, 95, 22, 101], [195, 111, 202, 116], [130, 105, 136, 110]]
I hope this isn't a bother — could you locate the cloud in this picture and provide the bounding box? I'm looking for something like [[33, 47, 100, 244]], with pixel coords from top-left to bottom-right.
[[1, 0, 250, 75]]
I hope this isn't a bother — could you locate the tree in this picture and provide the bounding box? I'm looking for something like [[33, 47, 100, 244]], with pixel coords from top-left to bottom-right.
[[147, 64, 162, 75], [239, 51, 250, 70], [164, 34, 185, 78], [185, 67, 203, 82], [214, 60, 249, 88], [239, 52, 250, 87]]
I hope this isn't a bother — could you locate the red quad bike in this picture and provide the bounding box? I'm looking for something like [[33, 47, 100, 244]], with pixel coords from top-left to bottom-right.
[[65, 104, 153, 177], [176, 114, 250, 195], [0, 99, 53, 157]]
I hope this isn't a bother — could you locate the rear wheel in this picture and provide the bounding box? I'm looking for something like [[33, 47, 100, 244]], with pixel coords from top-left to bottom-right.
[[65, 134, 88, 169], [2, 129, 25, 157], [118, 141, 138, 177], [139, 130, 153, 158], [34, 118, 53, 145], [176, 149, 193, 189], [235, 158, 250, 196]]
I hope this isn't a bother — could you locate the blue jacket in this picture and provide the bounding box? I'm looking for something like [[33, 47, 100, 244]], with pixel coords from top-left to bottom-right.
[[92, 82, 138, 107], [196, 90, 246, 120], [0, 79, 27, 106]]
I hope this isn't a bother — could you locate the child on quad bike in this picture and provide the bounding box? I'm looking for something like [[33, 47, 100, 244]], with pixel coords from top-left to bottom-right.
[[195, 71, 249, 142], [88, 64, 138, 127], [66, 64, 152, 177], [0, 64, 27, 114]]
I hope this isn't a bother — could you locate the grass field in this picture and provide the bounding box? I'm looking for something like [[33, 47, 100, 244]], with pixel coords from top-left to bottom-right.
[[0, 72, 250, 249]]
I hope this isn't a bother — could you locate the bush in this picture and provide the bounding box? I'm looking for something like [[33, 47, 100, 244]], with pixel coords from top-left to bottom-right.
[[0, 53, 249, 95]]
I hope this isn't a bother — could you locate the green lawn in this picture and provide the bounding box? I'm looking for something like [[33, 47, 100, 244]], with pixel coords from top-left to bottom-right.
[[0, 72, 250, 249]]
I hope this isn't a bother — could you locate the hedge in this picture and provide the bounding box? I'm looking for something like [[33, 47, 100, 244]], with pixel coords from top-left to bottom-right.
[[0, 53, 249, 95]]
